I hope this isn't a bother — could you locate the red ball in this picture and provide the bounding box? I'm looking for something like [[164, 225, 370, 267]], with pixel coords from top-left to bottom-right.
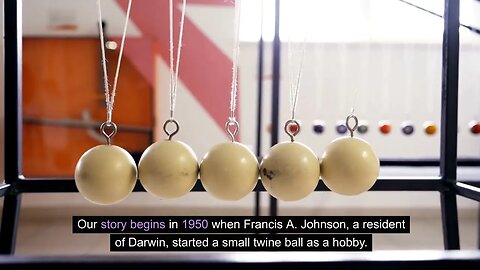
[[288, 122, 300, 134], [470, 121, 480, 135], [379, 122, 391, 135]]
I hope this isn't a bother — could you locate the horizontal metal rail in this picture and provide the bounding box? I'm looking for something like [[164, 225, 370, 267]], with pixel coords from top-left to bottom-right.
[[454, 182, 480, 202], [0, 184, 11, 197], [8, 177, 479, 194]]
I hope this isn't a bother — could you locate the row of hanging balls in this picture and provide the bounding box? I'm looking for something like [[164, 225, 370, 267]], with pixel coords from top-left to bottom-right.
[[75, 116, 380, 205]]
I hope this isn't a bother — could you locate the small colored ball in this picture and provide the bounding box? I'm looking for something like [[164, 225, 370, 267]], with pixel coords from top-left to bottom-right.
[[424, 121, 437, 135], [320, 137, 379, 196], [200, 142, 258, 200], [288, 122, 300, 134], [336, 122, 348, 134], [379, 121, 392, 135], [312, 121, 325, 134], [357, 121, 369, 134], [260, 141, 320, 201], [469, 121, 480, 135], [138, 140, 198, 199], [75, 145, 137, 205], [401, 121, 415, 135]]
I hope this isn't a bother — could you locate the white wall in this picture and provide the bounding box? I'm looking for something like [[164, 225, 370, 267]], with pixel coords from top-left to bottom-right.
[[236, 42, 480, 160]]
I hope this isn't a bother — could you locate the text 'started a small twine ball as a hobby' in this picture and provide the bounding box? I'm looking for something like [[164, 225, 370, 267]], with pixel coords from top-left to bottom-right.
[[200, 142, 259, 201], [75, 145, 137, 205], [320, 137, 379, 195], [260, 141, 320, 201], [138, 140, 198, 199]]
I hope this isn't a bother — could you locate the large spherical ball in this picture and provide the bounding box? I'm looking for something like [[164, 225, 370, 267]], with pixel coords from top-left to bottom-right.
[[200, 142, 258, 200], [75, 145, 137, 205], [138, 140, 198, 199], [260, 141, 320, 201], [320, 137, 379, 195]]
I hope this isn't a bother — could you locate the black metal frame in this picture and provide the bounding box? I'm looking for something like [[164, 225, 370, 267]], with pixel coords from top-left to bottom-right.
[[0, 0, 479, 258], [1, 251, 480, 269]]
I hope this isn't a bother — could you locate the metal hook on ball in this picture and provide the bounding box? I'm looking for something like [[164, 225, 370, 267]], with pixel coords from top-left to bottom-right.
[[163, 119, 180, 140], [284, 119, 301, 142], [346, 114, 359, 138], [225, 118, 239, 142], [100, 121, 118, 145]]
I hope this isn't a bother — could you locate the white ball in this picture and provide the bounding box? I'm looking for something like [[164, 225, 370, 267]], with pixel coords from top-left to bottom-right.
[[260, 141, 320, 201], [200, 142, 258, 200], [138, 140, 198, 199], [320, 137, 379, 195], [75, 145, 137, 205]]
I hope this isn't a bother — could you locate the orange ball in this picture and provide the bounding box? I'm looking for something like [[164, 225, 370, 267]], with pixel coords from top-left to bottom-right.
[[424, 121, 437, 135]]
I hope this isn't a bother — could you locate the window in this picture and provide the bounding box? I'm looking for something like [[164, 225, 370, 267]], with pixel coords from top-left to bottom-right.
[[240, 0, 480, 43]]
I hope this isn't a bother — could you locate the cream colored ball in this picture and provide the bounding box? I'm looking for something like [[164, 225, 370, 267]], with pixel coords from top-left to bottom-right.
[[320, 137, 379, 195], [200, 142, 258, 200], [75, 145, 137, 205], [138, 140, 198, 199], [260, 141, 320, 201]]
